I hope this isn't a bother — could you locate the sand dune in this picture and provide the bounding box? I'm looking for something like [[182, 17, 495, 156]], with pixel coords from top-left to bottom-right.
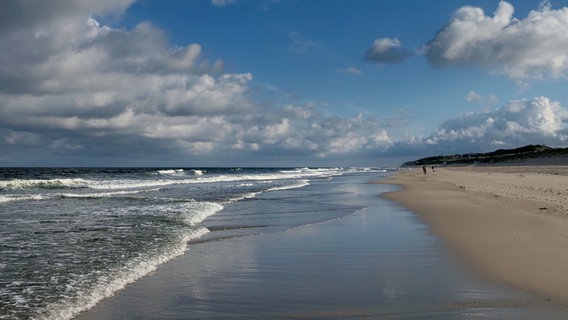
[[380, 166, 568, 305]]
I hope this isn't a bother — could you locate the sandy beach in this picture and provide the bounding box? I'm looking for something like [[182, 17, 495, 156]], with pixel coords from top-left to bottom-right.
[[380, 165, 568, 305]]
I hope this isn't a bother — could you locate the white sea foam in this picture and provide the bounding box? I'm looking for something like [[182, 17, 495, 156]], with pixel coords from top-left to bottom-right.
[[226, 191, 262, 203], [0, 194, 47, 203], [157, 169, 185, 175], [0, 178, 88, 190], [58, 188, 162, 198], [267, 179, 310, 192], [84, 175, 286, 191], [347, 167, 391, 173], [237, 183, 254, 187], [38, 227, 209, 320], [280, 167, 342, 175], [188, 172, 323, 184], [156, 169, 204, 176], [86, 179, 175, 190], [223, 179, 310, 203], [0, 188, 162, 204], [283, 167, 391, 175], [0, 169, 343, 193], [183, 202, 224, 226], [190, 169, 205, 176]]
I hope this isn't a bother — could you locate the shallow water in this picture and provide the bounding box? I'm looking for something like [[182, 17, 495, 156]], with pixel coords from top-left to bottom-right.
[[1, 167, 372, 319], [76, 173, 568, 319]]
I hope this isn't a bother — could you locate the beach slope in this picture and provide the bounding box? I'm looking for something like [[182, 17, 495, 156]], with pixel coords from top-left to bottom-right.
[[380, 166, 568, 304]]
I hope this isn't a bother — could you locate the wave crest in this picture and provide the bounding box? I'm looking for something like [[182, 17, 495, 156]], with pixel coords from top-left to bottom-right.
[[40, 227, 209, 320], [0, 178, 88, 190]]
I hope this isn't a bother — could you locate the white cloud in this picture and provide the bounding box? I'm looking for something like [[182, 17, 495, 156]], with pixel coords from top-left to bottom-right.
[[365, 37, 411, 64], [425, 1, 568, 79], [465, 91, 498, 105], [0, 1, 393, 165], [465, 91, 485, 104], [422, 97, 568, 152]]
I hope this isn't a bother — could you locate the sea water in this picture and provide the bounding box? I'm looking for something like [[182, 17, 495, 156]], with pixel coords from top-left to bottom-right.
[[0, 167, 385, 319], [76, 172, 568, 319]]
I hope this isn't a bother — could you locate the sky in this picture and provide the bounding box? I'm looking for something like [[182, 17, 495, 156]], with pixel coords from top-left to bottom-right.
[[0, 0, 567, 167]]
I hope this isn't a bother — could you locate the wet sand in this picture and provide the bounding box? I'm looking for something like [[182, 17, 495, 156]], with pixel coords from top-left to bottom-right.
[[380, 166, 568, 305], [76, 174, 568, 319]]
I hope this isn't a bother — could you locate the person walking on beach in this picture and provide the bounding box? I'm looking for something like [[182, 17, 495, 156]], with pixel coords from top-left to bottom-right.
[[422, 165, 427, 175]]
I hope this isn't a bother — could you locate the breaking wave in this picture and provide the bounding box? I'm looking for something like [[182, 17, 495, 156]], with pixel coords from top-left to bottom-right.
[[0, 178, 88, 190], [37, 227, 210, 320]]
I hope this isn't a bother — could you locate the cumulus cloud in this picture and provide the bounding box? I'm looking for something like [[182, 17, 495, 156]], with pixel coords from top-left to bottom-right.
[[0, 0, 392, 166], [365, 37, 412, 64], [425, 1, 568, 79], [422, 97, 568, 152]]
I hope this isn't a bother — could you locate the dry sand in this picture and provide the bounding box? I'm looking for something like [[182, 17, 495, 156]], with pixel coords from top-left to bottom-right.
[[379, 165, 568, 305]]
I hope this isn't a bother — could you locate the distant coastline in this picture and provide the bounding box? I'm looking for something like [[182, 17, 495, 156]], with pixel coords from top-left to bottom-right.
[[402, 144, 568, 166]]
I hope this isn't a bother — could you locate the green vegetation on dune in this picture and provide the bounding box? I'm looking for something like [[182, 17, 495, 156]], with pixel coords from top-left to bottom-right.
[[402, 145, 568, 166]]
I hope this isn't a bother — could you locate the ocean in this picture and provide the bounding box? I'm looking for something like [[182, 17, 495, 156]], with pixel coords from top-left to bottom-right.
[[0, 167, 387, 319]]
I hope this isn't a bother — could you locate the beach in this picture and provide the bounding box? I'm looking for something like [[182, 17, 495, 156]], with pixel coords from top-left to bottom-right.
[[380, 165, 568, 305], [74, 172, 568, 319]]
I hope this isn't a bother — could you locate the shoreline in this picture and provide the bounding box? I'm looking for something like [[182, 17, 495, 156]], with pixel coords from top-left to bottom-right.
[[75, 173, 568, 319], [377, 166, 568, 305]]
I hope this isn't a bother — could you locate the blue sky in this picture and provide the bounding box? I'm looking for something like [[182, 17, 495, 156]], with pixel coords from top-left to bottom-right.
[[0, 0, 567, 166]]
